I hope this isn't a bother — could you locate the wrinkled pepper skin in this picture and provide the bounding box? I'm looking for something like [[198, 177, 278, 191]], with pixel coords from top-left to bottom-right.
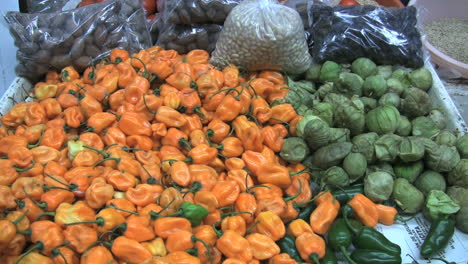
[[420, 218, 455, 258], [350, 249, 402, 264], [276, 235, 302, 262]]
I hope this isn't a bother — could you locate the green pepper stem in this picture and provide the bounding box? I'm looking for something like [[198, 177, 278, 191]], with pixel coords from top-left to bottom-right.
[[269, 117, 290, 128], [108, 203, 139, 215], [57, 251, 69, 264], [35, 211, 56, 221], [28, 128, 45, 149], [395, 215, 417, 223], [245, 220, 260, 234], [93, 157, 121, 168], [293, 191, 328, 208], [141, 165, 157, 185], [12, 209, 30, 225], [186, 248, 199, 257], [192, 236, 213, 264], [17, 230, 31, 235], [340, 246, 358, 264], [22, 187, 47, 210], [142, 94, 157, 114], [209, 87, 241, 100], [309, 253, 321, 264], [221, 211, 253, 218], [83, 145, 109, 158], [15, 241, 44, 264], [150, 199, 177, 220], [65, 217, 105, 227], [178, 138, 192, 151], [43, 186, 71, 192], [246, 184, 271, 194], [14, 160, 36, 172], [15, 199, 25, 209], [45, 173, 78, 191], [131, 57, 149, 79], [284, 179, 303, 202], [212, 222, 223, 237], [193, 106, 206, 121], [342, 205, 360, 236]]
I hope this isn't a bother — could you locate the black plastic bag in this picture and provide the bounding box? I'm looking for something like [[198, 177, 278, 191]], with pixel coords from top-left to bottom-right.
[[310, 4, 424, 68]]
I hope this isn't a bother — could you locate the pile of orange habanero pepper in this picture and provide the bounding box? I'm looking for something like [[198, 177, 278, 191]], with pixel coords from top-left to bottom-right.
[[0, 46, 401, 264]]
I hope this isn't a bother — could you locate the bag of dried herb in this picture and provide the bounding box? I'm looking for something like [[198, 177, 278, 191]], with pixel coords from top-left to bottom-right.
[[210, 0, 312, 74], [309, 4, 424, 68]]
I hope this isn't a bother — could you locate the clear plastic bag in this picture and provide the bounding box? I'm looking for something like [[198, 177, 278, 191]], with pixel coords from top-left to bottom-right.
[[26, 0, 70, 13], [211, 0, 312, 74], [5, 0, 151, 81], [310, 4, 424, 68], [156, 23, 223, 54], [159, 0, 241, 25]]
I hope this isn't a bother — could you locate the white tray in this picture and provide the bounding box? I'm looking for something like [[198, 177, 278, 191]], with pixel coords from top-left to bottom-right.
[[0, 63, 467, 263]]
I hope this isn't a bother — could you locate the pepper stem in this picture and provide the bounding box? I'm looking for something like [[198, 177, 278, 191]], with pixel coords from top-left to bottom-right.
[[193, 106, 206, 121], [93, 157, 121, 168], [83, 145, 109, 158], [35, 211, 56, 221], [395, 215, 417, 223], [141, 165, 157, 185], [17, 230, 32, 235], [340, 246, 358, 264], [131, 56, 149, 79], [142, 94, 157, 114], [45, 173, 78, 191], [212, 222, 223, 237], [14, 160, 36, 172], [108, 203, 139, 215], [245, 184, 271, 194], [22, 187, 47, 210], [15, 241, 44, 264], [284, 179, 302, 202], [245, 220, 260, 234], [28, 128, 45, 149], [178, 138, 192, 151], [191, 236, 213, 264], [12, 209, 30, 225], [309, 253, 321, 264], [220, 211, 253, 218], [342, 205, 360, 236], [293, 191, 328, 208]]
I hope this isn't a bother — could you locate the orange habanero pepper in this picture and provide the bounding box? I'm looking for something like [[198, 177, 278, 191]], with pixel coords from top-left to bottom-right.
[[348, 193, 379, 227]]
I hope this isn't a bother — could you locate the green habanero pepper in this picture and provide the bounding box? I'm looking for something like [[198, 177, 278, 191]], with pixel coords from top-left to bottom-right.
[[179, 202, 209, 226], [420, 217, 455, 258], [343, 205, 401, 256], [350, 249, 402, 264], [277, 235, 302, 262], [322, 247, 338, 264], [328, 218, 357, 264], [331, 184, 364, 205]]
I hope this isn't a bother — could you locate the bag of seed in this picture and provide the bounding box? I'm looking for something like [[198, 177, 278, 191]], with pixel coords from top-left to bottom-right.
[[310, 4, 424, 68], [210, 0, 312, 74], [4, 0, 151, 81], [156, 23, 223, 54]]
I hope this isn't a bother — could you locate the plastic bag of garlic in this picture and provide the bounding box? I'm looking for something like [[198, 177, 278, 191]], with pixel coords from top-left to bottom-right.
[[210, 0, 312, 74]]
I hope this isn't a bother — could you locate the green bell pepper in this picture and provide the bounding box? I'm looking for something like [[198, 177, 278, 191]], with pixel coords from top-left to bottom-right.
[[328, 218, 357, 264], [179, 202, 209, 226], [350, 249, 402, 264], [420, 218, 455, 258], [343, 205, 401, 256]]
